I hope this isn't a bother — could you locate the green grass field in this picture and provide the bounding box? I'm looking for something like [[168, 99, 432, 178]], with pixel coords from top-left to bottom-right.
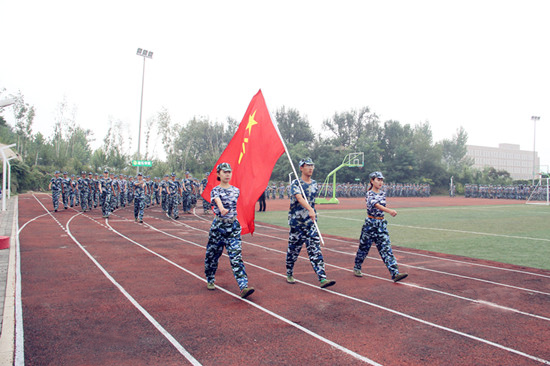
[[255, 204, 550, 270]]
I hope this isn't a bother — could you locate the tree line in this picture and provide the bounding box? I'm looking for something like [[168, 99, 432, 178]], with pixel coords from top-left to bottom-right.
[[0, 88, 518, 195]]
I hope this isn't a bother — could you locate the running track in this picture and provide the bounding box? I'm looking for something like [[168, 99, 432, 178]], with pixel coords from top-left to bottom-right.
[[16, 193, 550, 365]]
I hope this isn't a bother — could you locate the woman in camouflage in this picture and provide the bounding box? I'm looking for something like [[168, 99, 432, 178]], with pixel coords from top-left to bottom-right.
[[204, 163, 254, 299], [353, 171, 408, 282]]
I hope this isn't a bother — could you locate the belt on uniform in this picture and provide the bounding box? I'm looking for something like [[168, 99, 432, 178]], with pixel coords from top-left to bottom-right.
[[217, 217, 237, 224], [368, 215, 384, 220]]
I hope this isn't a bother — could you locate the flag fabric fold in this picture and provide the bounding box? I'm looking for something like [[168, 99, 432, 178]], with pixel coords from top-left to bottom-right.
[[202, 90, 285, 235]]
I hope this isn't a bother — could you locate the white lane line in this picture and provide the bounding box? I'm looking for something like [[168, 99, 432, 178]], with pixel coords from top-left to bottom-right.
[[138, 213, 550, 365], [102, 218, 380, 365], [184, 213, 550, 322], [255, 222, 550, 280], [317, 213, 550, 243], [28, 195, 202, 366], [253, 229, 550, 297]]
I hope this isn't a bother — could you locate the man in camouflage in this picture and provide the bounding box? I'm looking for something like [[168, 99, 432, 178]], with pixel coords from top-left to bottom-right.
[[61, 172, 71, 209], [69, 174, 77, 207], [160, 174, 169, 212], [77, 171, 90, 212], [181, 171, 193, 214], [286, 158, 335, 289], [167, 173, 181, 219], [48, 171, 63, 212], [99, 170, 113, 218]]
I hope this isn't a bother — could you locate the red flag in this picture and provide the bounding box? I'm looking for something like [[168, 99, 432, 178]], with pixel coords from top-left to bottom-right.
[[202, 90, 285, 235]]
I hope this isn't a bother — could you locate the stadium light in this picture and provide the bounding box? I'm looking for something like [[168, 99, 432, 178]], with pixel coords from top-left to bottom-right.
[[0, 98, 16, 108], [136, 47, 153, 173], [531, 116, 540, 185]]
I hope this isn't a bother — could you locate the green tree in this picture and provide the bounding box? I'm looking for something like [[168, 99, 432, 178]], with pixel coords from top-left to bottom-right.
[[322, 107, 380, 148], [440, 126, 471, 172], [275, 106, 314, 145]]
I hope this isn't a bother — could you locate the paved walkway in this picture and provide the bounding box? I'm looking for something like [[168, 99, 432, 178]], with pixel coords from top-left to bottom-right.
[[0, 195, 18, 365]]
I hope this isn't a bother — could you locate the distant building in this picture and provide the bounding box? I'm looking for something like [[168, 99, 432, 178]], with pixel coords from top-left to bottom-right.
[[465, 143, 539, 181]]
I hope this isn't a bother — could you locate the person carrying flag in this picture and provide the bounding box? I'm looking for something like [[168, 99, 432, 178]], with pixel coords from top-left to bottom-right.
[[286, 158, 336, 289], [204, 163, 254, 299]]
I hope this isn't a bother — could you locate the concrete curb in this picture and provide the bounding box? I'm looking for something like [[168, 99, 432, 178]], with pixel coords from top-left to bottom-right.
[[0, 196, 18, 366]]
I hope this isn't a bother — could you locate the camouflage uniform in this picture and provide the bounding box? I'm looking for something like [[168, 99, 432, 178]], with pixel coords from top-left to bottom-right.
[[69, 175, 77, 207], [153, 178, 161, 205], [200, 176, 210, 213], [49, 172, 63, 211], [181, 173, 193, 213], [93, 174, 100, 207], [100, 173, 113, 218], [167, 174, 180, 219], [133, 176, 146, 222], [354, 182, 403, 280], [87, 173, 94, 210], [204, 185, 249, 290], [160, 175, 169, 212], [110, 175, 119, 211], [77, 173, 90, 212], [127, 176, 134, 204], [119, 175, 127, 208], [286, 177, 328, 281], [61, 173, 71, 209]]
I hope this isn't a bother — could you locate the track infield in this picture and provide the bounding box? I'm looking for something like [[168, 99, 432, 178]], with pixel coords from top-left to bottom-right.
[[16, 193, 550, 365]]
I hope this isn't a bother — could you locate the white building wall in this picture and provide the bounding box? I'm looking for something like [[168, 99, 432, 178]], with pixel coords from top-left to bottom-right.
[[465, 143, 539, 180]]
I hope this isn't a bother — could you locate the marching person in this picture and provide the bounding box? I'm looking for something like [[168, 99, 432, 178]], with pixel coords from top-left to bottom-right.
[[286, 158, 336, 289], [87, 172, 95, 211], [133, 173, 146, 223], [353, 171, 408, 282], [99, 170, 113, 218], [160, 174, 170, 212], [61, 172, 71, 209], [69, 174, 77, 207], [77, 171, 90, 212], [48, 171, 63, 212], [204, 163, 254, 299], [182, 171, 193, 214], [167, 173, 181, 219], [199, 172, 211, 214]]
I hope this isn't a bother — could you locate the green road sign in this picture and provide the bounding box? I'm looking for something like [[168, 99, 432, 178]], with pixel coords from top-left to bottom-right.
[[131, 160, 153, 167]]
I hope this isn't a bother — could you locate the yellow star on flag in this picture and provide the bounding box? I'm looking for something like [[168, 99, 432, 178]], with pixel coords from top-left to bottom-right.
[[246, 110, 258, 135]]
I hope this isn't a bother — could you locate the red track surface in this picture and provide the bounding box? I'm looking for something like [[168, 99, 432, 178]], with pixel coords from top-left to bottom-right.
[[18, 194, 550, 365]]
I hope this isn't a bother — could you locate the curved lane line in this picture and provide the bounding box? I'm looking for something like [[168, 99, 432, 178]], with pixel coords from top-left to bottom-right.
[[102, 218, 381, 366], [140, 212, 550, 365], [27, 195, 202, 366], [254, 221, 550, 279]]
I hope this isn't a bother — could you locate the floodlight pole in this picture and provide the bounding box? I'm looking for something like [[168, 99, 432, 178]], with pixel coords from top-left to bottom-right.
[[136, 48, 153, 174], [531, 116, 540, 185]]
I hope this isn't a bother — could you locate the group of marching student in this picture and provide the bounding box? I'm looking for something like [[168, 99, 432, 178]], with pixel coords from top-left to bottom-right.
[[205, 158, 408, 300], [50, 159, 409, 300], [49, 169, 207, 223]]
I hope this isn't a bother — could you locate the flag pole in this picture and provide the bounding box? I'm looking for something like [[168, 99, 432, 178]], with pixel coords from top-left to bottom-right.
[[266, 103, 325, 246]]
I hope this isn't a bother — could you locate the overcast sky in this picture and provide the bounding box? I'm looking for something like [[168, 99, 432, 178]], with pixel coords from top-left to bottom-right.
[[1, 1, 549, 171]]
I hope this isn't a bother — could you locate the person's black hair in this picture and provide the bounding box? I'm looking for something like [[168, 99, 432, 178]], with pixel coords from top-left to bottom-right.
[[367, 177, 374, 191]]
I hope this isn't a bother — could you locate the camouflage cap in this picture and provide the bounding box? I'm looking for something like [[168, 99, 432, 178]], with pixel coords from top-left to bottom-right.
[[369, 171, 385, 180], [216, 162, 232, 172], [299, 158, 314, 167]]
